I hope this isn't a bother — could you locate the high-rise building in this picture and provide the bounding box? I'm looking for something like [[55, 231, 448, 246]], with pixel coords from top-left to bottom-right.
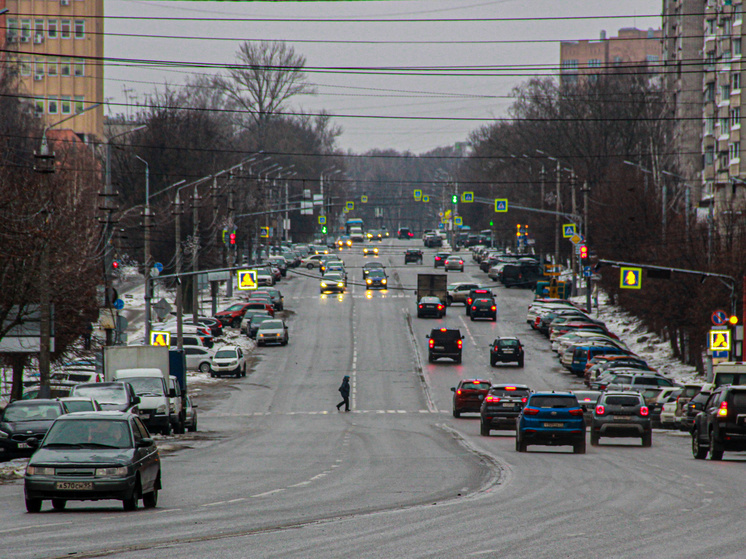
[[662, 0, 704, 210], [4, 0, 103, 141], [560, 27, 663, 86]]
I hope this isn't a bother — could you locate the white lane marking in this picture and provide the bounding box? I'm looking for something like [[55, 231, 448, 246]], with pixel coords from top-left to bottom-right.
[[289, 481, 311, 487], [252, 489, 286, 498], [154, 508, 181, 514], [227, 498, 246, 503], [201, 501, 228, 507], [0, 522, 71, 535]]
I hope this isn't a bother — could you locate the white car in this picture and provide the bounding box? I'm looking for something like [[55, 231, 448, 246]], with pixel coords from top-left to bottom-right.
[[182, 346, 215, 373], [301, 254, 324, 269], [659, 399, 679, 429], [211, 345, 247, 378]]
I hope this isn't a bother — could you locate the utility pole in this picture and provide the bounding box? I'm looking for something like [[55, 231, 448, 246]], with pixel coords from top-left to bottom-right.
[[192, 186, 200, 324], [554, 161, 561, 266], [135, 155, 152, 344], [570, 170, 577, 294], [226, 188, 235, 298], [174, 192, 184, 351], [581, 180, 591, 313]]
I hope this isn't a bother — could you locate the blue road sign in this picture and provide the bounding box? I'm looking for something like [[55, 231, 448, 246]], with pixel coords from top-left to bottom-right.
[[583, 266, 592, 278], [113, 299, 124, 310], [712, 310, 728, 326], [154, 262, 164, 273]]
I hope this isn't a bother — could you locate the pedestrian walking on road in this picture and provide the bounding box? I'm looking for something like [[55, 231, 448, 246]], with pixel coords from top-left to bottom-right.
[[336, 375, 350, 412]]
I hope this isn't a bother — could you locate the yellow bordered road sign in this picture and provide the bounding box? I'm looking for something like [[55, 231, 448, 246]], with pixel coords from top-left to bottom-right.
[[562, 224, 576, 238], [620, 267, 642, 289], [260, 227, 270, 238], [150, 331, 171, 347], [422, 195, 430, 203], [462, 192, 474, 203], [346, 201, 354, 210], [413, 189, 422, 201], [237, 269, 258, 291], [494, 199, 508, 212], [710, 329, 731, 351], [361, 195, 368, 203], [454, 216, 463, 226], [318, 215, 326, 225]]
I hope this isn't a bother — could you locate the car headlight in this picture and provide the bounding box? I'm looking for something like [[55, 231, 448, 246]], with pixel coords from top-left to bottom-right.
[[259, 334, 265, 338], [157, 404, 167, 414], [337, 282, 344, 287], [381, 279, 387, 284], [26, 466, 55, 476], [366, 279, 372, 284], [320, 282, 328, 287], [95, 466, 128, 477]]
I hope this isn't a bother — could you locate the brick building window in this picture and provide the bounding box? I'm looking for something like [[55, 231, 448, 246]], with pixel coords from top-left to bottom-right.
[[731, 107, 741, 128], [61, 96, 72, 115], [735, 38, 742, 56], [74, 96, 85, 113], [47, 57, 58, 76], [60, 58, 71, 76], [48, 19, 57, 39], [73, 59, 85, 77], [19, 56, 31, 76], [48, 99, 58, 114], [34, 98, 44, 115], [561, 59, 579, 70], [587, 59, 602, 68], [74, 20, 85, 39], [61, 19, 71, 39], [733, 72, 742, 90], [730, 142, 741, 163]]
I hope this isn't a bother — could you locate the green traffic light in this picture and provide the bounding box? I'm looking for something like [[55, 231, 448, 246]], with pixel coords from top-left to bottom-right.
[[321, 226, 327, 234], [451, 195, 458, 204]]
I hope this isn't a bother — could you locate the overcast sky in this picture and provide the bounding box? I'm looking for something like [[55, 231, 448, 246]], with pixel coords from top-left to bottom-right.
[[105, 0, 662, 154]]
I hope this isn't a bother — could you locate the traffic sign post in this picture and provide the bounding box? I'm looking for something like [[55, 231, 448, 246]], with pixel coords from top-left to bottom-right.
[[237, 269, 258, 291], [712, 310, 728, 326], [620, 267, 642, 289], [318, 215, 326, 225], [494, 199, 508, 213], [454, 216, 463, 226], [260, 227, 270, 238]]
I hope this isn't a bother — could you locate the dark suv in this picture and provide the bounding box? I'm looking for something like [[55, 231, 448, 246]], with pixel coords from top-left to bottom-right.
[[451, 379, 491, 418], [427, 328, 464, 363], [404, 249, 423, 264], [590, 391, 652, 447], [516, 392, 586, 454], [470, 298, 497, 321], [465, 288, 493, 316], [692, 385, 746, 460], [489, 337, 524, 367], [480, 384, 531, 435]]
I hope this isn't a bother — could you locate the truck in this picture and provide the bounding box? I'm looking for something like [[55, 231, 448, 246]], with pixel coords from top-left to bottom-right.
[[103, 346, 187, 435], [416, 273, 448, 305], [711, 362, 746, 387], [349, 226, 365, 243]]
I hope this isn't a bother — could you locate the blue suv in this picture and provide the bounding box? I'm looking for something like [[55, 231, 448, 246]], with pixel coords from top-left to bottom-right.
[[516, 392, 586, 454]]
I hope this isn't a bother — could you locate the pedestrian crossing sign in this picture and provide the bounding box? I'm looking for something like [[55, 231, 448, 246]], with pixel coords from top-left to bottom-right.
[[454, 216, 463, 226], [494, 199, 508, 212], [260, 227, 270, 238], [346, 201, 354, 210], [150, 331, 171, 347], [422, 195, 430, 203], [462, 192, 474, 203], [237, 269, 258, 291], [562, 224, 577, 238], [318, 215, 326, 225], [620, 267, 642, 289], [413, 189, 422, 201], [710, 329, 731, 351], [361, 195, 368, 203]]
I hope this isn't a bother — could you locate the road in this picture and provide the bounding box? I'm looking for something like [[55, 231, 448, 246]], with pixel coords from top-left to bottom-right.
[[2, 240, 746, 558]]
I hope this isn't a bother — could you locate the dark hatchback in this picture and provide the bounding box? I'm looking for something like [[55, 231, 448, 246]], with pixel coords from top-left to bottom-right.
[[433, 252, 450, 268], [417, 296, 446, 318], [451, 379, 491, 418], [365, 269, 388, 289], [489, 337, 524, 367], [480, 384, 531, 435], [24, 411, 161, 512], [470, 297, 497, 321], [70, 382, 141, 413], [0, 400, 67, 459]]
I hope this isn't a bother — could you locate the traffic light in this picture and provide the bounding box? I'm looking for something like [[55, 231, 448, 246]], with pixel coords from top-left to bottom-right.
[[229, 231, 236, 245], [451, 194, 458, 204], [112, 260, 120, 270], [321, 225, 327, 235], [579, 245, 589, 261], [516, 224, 521, 237]]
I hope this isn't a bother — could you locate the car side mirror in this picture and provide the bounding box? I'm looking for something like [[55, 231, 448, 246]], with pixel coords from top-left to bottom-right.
[[137, 438, 154, 448], [26, 437, 39, 449], [192, 403, 198, 409], [425, 335, 430, 339], [450, 387, 456, 392]]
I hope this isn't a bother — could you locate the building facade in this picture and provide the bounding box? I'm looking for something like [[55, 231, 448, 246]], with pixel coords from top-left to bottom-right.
[[4, 0, 103, 140], [560, 27, 663, 86]]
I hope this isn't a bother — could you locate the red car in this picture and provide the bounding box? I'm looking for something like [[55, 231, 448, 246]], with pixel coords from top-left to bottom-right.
[[215, 303, 255, 328], [451, 379, 492, 418]]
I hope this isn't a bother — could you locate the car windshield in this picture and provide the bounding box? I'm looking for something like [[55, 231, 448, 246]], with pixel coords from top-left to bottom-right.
[[73, 385, 127, 404], [43, 419, 132, 449], [225, 304, 245, 311], [3, 403, 62, 422], [368, 270, 386, 278], [62, 401, 96, 413], [530, 396, 578, 408], [324, 273, 343, 280], [259, 320, 284, 330], [124, 377, 163, 396], [215, 350, 238, 359], [604, 395, 641, 406]]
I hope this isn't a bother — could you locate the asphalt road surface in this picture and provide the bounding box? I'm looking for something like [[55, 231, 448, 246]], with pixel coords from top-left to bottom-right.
[[2, 240, 746, 558]]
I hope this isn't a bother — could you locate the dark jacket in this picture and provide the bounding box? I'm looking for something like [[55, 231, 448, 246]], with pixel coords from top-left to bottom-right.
[[338, 378, 350, 398]]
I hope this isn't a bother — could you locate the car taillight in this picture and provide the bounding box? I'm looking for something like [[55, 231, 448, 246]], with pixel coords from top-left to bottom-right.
[[472, 306, 477, 311], [429, 339, 434, 348], [718, 401, 728, 418], [456, 389, 462, 395], [523, 408, 539, 415], [419, 305, 423, 309], [569, 408, 584, 416], [595, 405, 606, 415], [457, 339, 462, 349], [640, 406, 649, 417], [437, 305, 444, 310], [467, 298, 472, 305], [491, 306, 496, 311], [521, 397, 528, 403], [486, 396, 498, 403]]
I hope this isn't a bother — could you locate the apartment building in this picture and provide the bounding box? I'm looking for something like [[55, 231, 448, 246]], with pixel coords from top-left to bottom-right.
[[700, 0, 746, 219], [4, 0, 103, 140], [662, 0, 705, 209], [560, 27, 663, 86]]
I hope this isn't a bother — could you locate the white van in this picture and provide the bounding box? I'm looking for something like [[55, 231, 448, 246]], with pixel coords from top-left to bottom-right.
[[712, 362, 746, 387]]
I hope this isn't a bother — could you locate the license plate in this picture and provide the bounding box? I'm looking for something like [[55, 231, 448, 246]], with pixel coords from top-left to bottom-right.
[[503, 349, 514, 353], [502, 403, 515, 407], [434, 346, 444, 350], [613, 416, 632, 421], [543, 422, 564, 428], [16, 442, 30, 449], [56, 481, 93, 490]]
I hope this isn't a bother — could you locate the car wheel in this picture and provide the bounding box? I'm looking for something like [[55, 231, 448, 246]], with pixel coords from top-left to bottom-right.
[[516, 436, 527, 453], [52, 499, 66, 511], [574, 439, 586, 454], [490, 358, 496, 367], [242, 367, 247, 377], [480, 421, 490, 436], [642, 432, 652, 447], [590, 431, 600, 446], [470, 316, 475, 322], [691, 429, 707, 459], [453, 409, 461, 418], [455, 355, 462, 364], [175, 419, 185, 435], [518, 357, 524, 368], [235, 369, 241, 378], [199, 362, 211, 374], [25, 497, 42, 513], [710, 436, 724, 460], [161, 422, 172, 436], [307, 263, 314, 269], [143, 487, 158, 509], [428, 353, 434, 363], [122, 481, 140, 511]]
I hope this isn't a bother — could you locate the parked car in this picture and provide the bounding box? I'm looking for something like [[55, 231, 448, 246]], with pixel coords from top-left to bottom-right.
[[24, 411, 161, 512], [215, 303, 255, 328], [57, 397, 102, 414], [211, 345, 247, 378], [451, 379, 491, 418], [489, 336, 524, 367], [680, 389, 712, 432], [480, 384, 531, 435], [184, 396, 198, 432], [0, 400, 67, 458], [446, 283, 480, 306], [247, 314, 276, 339], [256, 319, 289, 346], [516, 392, 586, 454], [590, 391, 652, 447], [692, 385, 746, 460], [70, 382, 141, 413]]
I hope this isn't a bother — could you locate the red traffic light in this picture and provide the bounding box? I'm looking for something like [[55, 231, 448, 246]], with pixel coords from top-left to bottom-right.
[[579, 245, 588, 259], [229, 232, 236, 245], [112, 260, 120, 269]]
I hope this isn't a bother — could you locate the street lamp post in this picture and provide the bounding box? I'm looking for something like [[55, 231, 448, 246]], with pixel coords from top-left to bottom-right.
[[134, 155, 153, 343]]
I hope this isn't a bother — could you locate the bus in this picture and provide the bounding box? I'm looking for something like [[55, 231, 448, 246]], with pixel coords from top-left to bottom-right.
[[345, 218, 364, 235]]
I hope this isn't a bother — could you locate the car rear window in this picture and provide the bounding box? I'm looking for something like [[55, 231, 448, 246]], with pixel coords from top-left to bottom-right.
[[730, 392, 746, 408], [431, 329, 461, 341], [604, 395, 641, 406], [491, 388, 530, 397], [529, 396, 578, 408], [461, 381, 489, 390], [498, 339, 519, 347], [215, 350, 238, 359]]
